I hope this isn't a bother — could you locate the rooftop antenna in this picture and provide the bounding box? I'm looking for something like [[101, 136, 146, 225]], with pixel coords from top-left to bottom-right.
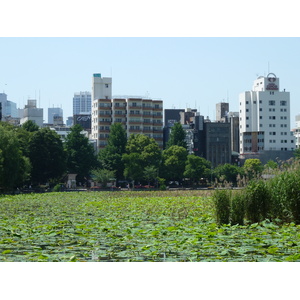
[[39, 90, 41, 108]]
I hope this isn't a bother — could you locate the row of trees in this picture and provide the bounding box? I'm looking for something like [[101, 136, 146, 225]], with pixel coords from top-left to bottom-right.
[[0, 119, 290, 192], [0, 121, 96, 192], [95, 122, 271, 188]]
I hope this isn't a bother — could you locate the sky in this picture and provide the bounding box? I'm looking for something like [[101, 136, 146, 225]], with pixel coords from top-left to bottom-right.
[[1, 37, 300, 126]]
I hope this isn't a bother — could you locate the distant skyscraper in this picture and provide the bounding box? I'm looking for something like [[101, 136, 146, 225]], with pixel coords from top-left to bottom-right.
[[0, 93, 18, 119], [73, 91, 91, 115], [0, 93, 8, 117], [48, 107, 63, 124]]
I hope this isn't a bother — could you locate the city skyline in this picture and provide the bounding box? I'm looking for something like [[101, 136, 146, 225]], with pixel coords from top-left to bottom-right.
[[1, 38, 300, 127]]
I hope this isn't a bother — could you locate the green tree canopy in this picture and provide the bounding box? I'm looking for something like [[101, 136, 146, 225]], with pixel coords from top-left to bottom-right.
[[213, 163, 242, 186], [91, 169, 116, 188], [122, 134, 162, 182], [143, 165, 158, 186], [184, 155, 211, 184], [162, 145, 188, 182], [0, 125, 31, 191], [166, 122, 187, 149], [243, 158, 263, 180], [98, 123, 127, 181], [22, 120, 39, 132], [65, 124, 97, 184], [28, 127, 66, 186]]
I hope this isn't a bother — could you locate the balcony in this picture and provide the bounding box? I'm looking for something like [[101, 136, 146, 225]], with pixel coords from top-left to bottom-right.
[[99, 121, 112, 125]]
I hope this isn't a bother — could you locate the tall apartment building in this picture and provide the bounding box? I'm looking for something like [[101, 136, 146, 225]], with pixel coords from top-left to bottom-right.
[[91, 74, 163, 150], [239, 73, 295, 163], [73, 91, 92, 115]]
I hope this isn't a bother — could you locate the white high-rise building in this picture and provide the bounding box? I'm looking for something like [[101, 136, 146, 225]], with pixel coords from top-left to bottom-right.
[[91, 73, 113, 143], [239, 73, 295, 154], [73, 91, 92, 115]]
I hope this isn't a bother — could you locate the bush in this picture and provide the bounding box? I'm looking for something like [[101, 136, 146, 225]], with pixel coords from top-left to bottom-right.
[[269, 169, 300, 224], [53, 184, 63, 192], [213, 189, 231, 225], [244, 179, 270, 223], [231, 192, 245, 225]]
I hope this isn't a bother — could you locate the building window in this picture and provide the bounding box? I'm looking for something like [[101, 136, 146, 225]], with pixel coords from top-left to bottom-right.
[[105, 84, 109, 88], [280, 101, 287, 106], [269, 100, 275, 106]]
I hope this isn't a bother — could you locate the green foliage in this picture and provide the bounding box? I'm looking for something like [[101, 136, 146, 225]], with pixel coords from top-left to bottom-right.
[[157, 177, 166, 190], [92, 169, 116, 188], [184, 155, 211, 184], [0, 125, 31, 191], [28, 127, 66, 186], [122, 152, 144, 181], [213, 163, 242, 186], [143, 166, 158, 186], [162, 145, 188, 181], [53, 184, 64, 192], [64, 124, 97, 184], [243, 159, 263, 180], [21, 120, 39, 132], [123, 134, 161, 182], [213, 189, 231, 225], [230, 192, 245, 225], [98, 123, 127, 181], [244, 179, 270, 223], [294, 148, 300, 160], [166, 122, 187, 149], [264, 160, 278, 170], [268, 168, 300, 223], [0, 190, 300, 262]]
